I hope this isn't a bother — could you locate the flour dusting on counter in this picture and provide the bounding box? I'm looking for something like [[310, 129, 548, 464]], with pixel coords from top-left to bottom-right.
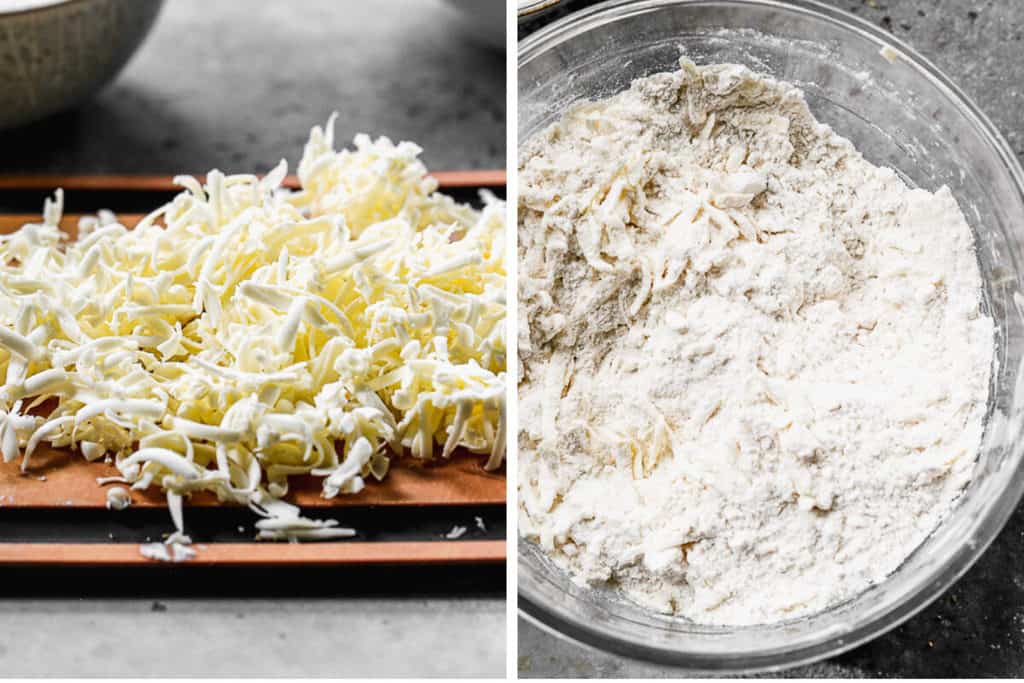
[[518, 59, 993, 625]]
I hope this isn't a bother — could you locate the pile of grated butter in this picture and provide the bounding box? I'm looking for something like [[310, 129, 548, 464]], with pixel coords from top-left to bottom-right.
[[0, 116, 506, 548]]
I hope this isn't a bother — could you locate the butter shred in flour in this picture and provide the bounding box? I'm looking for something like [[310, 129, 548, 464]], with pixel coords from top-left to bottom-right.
[[517, 60, 994, 625]]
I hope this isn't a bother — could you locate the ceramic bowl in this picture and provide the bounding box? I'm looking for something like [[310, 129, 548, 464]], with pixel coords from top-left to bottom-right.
[[0, 0, 164, 129]]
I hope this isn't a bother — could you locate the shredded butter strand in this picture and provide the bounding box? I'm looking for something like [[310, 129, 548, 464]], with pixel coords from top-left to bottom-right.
[[0, 117, 506, 545]]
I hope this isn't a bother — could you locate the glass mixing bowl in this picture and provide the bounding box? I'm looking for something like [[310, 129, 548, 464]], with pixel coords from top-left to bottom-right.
[[518, 0, 1024, 672]]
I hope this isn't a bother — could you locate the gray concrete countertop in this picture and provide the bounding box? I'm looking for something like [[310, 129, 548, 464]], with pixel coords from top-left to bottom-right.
[[518, 0, 1024, 678], [0, 0, 505, 174], [0, 0, 505, 677], [6, 598, 503, 678]]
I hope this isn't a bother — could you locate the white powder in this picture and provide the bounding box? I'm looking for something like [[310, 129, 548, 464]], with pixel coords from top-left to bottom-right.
[[517, 59, 994, 626]]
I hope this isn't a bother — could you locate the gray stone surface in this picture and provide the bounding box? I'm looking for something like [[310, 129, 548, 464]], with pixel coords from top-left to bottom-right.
[[4, 598, 504, 677], [0, 0, 505, 678], [0, 0, 506, 173], [518, 0, 1024, 677]]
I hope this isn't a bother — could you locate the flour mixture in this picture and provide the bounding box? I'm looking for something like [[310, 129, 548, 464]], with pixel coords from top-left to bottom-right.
[[517, 59, 994, 625]]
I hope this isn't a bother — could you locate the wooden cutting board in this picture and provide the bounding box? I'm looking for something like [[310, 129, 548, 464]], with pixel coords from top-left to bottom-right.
[[0, 540, 506, 565], [0, 171, 507, 566]]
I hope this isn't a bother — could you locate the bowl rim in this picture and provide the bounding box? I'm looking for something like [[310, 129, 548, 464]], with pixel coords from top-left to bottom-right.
[[0, 0, 94, 18], [518, 0, 563, 19], [517, 0, 1024, 672]]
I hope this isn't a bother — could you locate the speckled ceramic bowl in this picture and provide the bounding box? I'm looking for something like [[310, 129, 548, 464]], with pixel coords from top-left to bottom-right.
[[0, 0, 164, 129], [518, 0, 563, 20]]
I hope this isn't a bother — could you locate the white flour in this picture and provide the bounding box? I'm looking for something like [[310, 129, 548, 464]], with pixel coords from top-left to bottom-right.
[[517, 60, 994, 625]]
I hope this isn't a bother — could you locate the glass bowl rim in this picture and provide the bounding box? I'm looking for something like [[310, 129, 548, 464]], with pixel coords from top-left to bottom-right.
[[517, 0, 1024, 672]]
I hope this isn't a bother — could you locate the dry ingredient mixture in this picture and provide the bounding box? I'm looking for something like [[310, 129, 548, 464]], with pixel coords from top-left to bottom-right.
[[518, 60, 994, 625]]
